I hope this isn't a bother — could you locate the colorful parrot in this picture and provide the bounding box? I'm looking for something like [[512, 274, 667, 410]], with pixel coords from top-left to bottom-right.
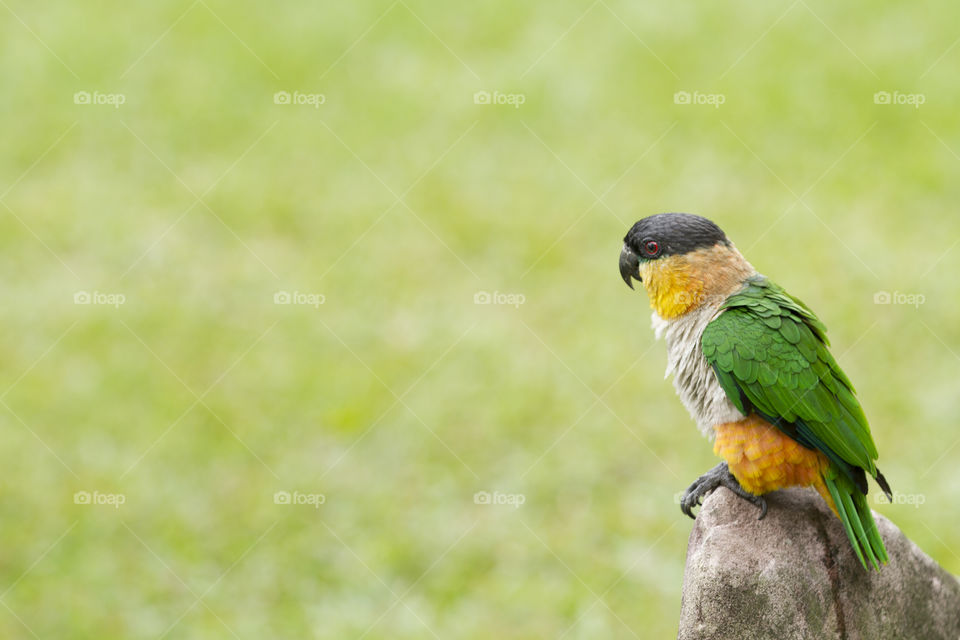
[[618, 212, 892, 570]]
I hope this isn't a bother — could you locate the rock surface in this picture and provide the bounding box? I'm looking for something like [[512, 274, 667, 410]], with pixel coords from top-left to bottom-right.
[[678, 487, 960, 640]]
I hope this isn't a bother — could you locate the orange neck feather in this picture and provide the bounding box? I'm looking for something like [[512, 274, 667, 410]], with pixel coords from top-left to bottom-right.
[[639, 245, 755, 320]]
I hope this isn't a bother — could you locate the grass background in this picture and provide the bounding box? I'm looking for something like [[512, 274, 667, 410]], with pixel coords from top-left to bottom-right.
[[2, 1, 959, 637]]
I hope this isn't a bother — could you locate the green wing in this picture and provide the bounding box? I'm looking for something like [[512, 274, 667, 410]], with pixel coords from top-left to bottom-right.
[[701, 276, 881, 488]]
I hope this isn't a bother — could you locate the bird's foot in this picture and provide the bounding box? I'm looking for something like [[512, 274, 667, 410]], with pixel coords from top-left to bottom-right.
[[680, 462, 768, 521]]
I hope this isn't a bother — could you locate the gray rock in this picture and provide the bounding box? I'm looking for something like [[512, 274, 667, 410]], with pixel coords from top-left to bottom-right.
[[678, 487, 960, 640]]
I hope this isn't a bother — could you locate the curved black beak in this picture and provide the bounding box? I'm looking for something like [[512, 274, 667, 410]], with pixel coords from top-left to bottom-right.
[[619, 244, 641, 289]]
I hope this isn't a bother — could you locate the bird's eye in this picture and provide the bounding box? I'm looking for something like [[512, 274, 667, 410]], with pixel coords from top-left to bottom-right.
[[643, 240, 660, 257]]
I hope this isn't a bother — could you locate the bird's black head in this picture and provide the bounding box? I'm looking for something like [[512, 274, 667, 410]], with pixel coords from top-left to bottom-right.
[[619, 213, 730, 288]]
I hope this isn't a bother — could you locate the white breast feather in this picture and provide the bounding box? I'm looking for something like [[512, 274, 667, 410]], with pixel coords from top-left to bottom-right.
[[651, 305, 745, 438]]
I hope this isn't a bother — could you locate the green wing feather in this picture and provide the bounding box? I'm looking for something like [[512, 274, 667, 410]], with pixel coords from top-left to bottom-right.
[[702, 276, 891, 570], [702, 276, 880, 481]]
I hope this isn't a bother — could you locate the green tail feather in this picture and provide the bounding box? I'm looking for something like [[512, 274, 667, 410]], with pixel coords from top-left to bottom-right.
[[823, 471, 888, 570]]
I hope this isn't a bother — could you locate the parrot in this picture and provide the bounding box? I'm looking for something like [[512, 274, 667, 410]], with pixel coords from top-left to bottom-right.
[[618, 212, 892, 570]]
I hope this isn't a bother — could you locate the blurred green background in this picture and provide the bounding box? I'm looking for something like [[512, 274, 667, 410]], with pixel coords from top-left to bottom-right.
[[1, 1, 958, 637]]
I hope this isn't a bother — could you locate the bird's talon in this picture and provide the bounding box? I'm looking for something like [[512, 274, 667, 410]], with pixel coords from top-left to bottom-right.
[[679, 462, 766, 521], [756, 497, 768, 520]]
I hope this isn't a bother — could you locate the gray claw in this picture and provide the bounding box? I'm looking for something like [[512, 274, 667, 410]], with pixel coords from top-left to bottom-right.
[[679, 462, 768, 520]]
